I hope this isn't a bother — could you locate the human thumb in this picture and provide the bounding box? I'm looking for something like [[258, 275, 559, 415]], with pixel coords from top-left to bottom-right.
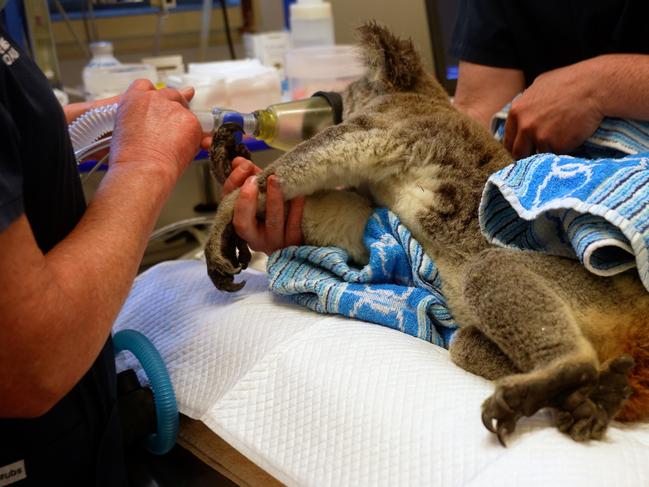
[[180, 86, 195, 103]]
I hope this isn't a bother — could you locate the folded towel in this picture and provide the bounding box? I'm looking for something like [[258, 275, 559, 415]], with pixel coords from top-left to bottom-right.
[[480, 153, 649, 291], [491, 106, 649, 158], [267, 208, 457, 347]]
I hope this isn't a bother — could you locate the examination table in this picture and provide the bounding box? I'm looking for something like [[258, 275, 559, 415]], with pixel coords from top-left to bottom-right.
[[113, 259, 649, 487]]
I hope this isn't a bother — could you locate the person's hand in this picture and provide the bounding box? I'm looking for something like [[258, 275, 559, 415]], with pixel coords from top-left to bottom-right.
[[224, 157, 304, 254], [108, 79, 203, 189], [503, 61, 604, 159]]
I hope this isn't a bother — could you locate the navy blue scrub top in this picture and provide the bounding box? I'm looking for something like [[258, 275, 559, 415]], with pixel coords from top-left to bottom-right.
[[0, 23, 126, 486]]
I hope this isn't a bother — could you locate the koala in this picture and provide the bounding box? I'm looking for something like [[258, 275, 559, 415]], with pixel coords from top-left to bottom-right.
[[204, 22, 649, 445]]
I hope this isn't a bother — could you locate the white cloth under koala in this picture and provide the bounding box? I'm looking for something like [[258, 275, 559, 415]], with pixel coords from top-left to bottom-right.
[[113, 260, 649, 487]]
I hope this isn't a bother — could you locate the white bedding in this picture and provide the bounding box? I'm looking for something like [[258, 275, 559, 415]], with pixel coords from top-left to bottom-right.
[[114, 260, 649, 487]]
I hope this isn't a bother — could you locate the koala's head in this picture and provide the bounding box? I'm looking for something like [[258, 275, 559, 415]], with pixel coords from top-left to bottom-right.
[[342, 21, 449, 118]]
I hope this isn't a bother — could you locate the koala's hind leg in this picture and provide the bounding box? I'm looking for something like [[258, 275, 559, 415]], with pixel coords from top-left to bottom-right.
[[302, 189, 374, 265], [450, 326, 519, 381], [464, 248, 633, 445]]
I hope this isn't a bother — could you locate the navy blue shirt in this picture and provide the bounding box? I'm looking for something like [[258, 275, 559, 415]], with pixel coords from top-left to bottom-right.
[[0, 24, 126, 486], [451, 0, 649, 86]]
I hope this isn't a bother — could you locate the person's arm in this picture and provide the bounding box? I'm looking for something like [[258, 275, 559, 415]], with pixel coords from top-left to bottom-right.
[[453, 60, 525, 129], [0, 80, 202, 418], [63, 95, 121, 125], [504, 54, 649, 158]]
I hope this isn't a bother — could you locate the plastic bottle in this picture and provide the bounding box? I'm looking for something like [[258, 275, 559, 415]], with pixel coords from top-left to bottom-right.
[[213, 91, 342, 151], [83, 41, 121, 100], [289, 0, 335, 48], [86, 41, 121, 68]]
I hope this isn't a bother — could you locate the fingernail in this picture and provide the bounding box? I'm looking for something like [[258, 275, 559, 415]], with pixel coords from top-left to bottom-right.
[[246, 175, 257, 185]]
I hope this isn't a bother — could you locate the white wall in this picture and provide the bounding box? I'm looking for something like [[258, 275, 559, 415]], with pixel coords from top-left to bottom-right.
[[328, 0, 434, 72], [256, 0, 435, 73]]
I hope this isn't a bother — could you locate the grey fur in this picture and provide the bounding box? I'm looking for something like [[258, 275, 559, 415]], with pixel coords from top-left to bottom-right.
[[205, 21, 649, 444]]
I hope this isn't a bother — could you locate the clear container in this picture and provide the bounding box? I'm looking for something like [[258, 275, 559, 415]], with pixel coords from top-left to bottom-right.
[[289, 0, 334, 48], [187, 59, 282, 113], [83, 63, 158, 101], [284, 45, 365, 100], [86, 41, 121, 68], [83, 41, 122, 100], [214, 95, 339, 151], [166, 73, 228, 113]]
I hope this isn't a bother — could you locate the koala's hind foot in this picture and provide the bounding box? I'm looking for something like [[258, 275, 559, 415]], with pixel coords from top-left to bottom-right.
[[481, 355, 633, 445], [482, 354, 634, 445], [459, 249, 636, 445], [555, 355, 634, 440]]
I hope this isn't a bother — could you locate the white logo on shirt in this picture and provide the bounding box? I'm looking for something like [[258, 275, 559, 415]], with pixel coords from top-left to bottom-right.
[[0, 37, 20, 66], [0, 460, 26, 486]]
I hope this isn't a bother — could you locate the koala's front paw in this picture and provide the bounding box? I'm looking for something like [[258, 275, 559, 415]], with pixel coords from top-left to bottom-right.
[[204, 193, 252, 292], [208, 122, 252, 184]]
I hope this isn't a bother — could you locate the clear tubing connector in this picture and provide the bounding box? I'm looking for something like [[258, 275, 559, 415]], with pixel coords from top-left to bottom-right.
[[212, 94, 340, 152]]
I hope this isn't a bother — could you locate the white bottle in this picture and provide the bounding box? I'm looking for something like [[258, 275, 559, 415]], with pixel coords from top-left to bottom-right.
[[289, 0, 335, 48], [83, 41, 121, 100]]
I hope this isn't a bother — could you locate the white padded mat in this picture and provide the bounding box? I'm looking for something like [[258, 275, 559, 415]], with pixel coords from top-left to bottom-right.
[[114, 260, 649, 487]]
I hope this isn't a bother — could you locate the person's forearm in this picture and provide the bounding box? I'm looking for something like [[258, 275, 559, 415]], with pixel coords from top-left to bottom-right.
[[588, 54, 649, 120], [453, 61, 525, 129], [63, 101, 94, 125], [63, 95, 121, 125], [1, 80, 202, 417], [5, 165, 172, 416], [47, 163, 172, 322]]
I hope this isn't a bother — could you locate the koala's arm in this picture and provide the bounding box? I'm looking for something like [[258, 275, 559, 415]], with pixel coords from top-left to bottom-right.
[[205, 119, 400, 291], [256, 120, 406, 200]]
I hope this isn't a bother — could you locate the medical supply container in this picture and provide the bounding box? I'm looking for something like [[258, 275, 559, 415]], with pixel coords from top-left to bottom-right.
[[82, 42, 120, 99], [187, 59, 282, 113], [83, 63, 158, 101], [289, 0, 335, 48], [214, 91, 342, 151], [284, 45, 365, 99]]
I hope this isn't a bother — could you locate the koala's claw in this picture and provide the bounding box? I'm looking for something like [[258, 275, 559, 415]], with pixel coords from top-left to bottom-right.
[[205, 220, 252, 292], [481, 388, 522, 447], [207, 264, 246, 292]]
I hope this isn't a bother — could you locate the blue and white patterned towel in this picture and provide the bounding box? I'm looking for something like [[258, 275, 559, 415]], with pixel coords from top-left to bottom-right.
[[491, 106, 649, 158], [480, 153, 649, 291], [267, 208, 457, 347]]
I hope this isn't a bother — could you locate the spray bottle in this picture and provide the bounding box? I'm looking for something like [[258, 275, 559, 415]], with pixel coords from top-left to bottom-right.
[[212, 91, 343, 151]]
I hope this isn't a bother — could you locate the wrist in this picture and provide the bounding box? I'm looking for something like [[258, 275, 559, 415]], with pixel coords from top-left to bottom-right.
[[577, 56, 608, 120], [105, 159, 177, 203], [581, 54, 638, 118]]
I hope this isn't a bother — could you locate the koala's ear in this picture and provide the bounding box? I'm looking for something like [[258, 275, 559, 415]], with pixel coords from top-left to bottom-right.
[[356, 21, 425, 92]]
